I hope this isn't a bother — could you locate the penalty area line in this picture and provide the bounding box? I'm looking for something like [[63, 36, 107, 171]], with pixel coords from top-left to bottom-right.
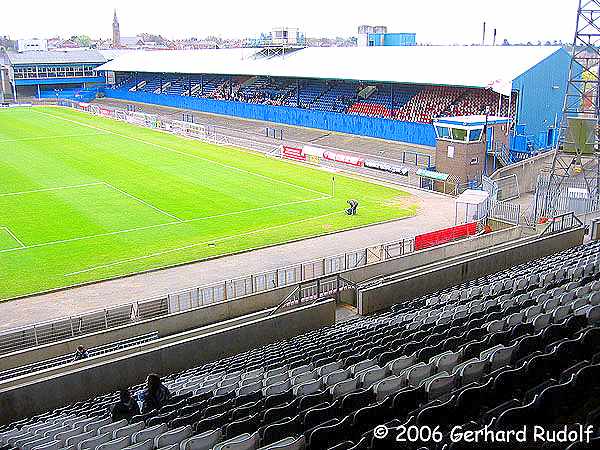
[[63, 210, 342, 277], [0, 196, 333, 255], [101, 182, 183, 222], [0, 132, 110, 143], [0, 182, 105, 197], [0, 227, 26, 248]]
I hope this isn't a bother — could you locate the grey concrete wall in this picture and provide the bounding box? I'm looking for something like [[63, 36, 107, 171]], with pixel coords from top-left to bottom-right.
[[0, 309, 275, 390], [1, 227, 521, 372], [491, 152, 553, 193], [0, 286, 296, 372], [341, 226, 523, 285], [0, 299, 335, 426], [358, 227, 585, 314]]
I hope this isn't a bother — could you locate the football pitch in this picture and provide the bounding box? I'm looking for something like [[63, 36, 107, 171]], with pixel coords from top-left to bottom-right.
[[0, 106, 417, 300]]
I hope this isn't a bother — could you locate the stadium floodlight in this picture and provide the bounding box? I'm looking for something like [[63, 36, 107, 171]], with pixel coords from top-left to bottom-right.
[[540, 0, 600, 219]]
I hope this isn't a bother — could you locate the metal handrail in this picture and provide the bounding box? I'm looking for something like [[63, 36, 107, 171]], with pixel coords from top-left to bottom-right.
[[540, 212, 583, 237], [269, 285, 301, 316]]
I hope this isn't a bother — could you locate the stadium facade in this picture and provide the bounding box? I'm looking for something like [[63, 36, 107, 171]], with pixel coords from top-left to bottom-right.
[[98, 46, 571, 151]]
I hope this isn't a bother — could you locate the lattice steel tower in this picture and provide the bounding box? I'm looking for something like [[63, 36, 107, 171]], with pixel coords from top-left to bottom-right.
[[542, 0, 600, 217]]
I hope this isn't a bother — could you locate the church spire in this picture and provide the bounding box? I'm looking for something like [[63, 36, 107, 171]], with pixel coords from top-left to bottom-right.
[[112, 9, 121, 48]]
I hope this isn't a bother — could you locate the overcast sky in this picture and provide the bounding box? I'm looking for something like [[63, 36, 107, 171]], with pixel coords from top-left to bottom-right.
[[3, 0, 580, 44]]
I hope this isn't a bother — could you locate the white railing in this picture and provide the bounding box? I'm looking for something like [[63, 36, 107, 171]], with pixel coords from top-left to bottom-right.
[[0, 236, 415, 356], [488, 199, 521, 225]]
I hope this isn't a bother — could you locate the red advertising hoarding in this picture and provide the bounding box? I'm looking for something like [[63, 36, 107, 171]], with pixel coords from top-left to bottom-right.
[[414, 222, 478, 251]]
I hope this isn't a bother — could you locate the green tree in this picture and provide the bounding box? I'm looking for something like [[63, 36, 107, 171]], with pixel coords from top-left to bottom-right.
[[73, 35, 92, 47]]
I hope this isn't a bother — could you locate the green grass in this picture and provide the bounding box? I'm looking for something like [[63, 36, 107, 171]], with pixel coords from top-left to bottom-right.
[[0, 106, 417, 299]]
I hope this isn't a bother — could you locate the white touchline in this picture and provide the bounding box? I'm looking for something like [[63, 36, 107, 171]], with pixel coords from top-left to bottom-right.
[[33, 109, 330, 197], [0, 227, 25, 248], [101, 182, 183, 222], [0, 132, 109, 143], [0, 182, 105, 197], [0, 196, 333, 255], [64, 210, 341, 276]]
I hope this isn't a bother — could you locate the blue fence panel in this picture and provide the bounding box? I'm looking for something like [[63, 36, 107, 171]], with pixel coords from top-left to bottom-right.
[[105, 89, 437, 147], [510, 135, 528, 152], [41, 85, 105, 102], [537, 132, 547, 149]]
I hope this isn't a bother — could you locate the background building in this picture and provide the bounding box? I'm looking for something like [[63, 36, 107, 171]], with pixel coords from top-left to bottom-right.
[[357, 25, 416, 47], [17, 39, 47, 52]]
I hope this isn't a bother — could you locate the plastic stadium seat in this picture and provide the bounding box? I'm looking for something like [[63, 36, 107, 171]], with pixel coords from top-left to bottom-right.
[[113, 422, 144, 440], [97, 420, 127, 438], [212, 431, 258, 450], [131, 424, 167, 445], [96, 437, 130, 450], [22, 437, 56, 450], [78, 432, 112, 450], [180, 429, 222, 450], [122, 439, 153, 450], [83, 417, 111, 434], [55, 427, 85, 446], [154, 426, 193, 449], [256, 435, 305, 450], [65, 431, 95, 448], [31, 441, 61, 450]]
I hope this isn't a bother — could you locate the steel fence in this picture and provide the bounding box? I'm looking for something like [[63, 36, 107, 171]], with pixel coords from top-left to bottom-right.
[[165, 238, 414, 314], [488, 200, 521, 225], [0, 236, 415, 356], [481, 176, 499, 202], [540, 212, 584, 236], [533, 173, 600, 219], [496, 174, 520, 201]]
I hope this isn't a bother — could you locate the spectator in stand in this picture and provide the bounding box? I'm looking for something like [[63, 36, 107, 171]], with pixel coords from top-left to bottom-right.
[[73, 345, 89, 362], [111, 389, 140, 423], [140, 373, 171, 413]]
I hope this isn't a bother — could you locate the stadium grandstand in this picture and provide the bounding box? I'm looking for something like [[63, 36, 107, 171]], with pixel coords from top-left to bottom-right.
[[4, 1, 600, 448], [1, 232, 600, 449], [0, 49, 108, 102], [97, 46, 570, 153]]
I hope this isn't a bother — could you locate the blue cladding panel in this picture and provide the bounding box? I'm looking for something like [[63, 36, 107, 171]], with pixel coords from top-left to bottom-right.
[[367, 33, 416, 46], [512, 48, 570, 144], [105, 89, 437, 146]]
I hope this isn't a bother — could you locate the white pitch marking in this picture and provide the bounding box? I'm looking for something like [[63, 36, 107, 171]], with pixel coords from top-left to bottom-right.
[[0, 196, 333, 254], [33, 109, 330, 197], [0, 182, 104, 197], [101, 182, 183, 222], [0, 227, 26, 248], [0, 132, 109, 143], [63, 210, 342, 277]]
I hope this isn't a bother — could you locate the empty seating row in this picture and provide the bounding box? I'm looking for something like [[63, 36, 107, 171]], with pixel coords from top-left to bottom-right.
[[3, 242, 600, 450], [0, 333, 159, 383]]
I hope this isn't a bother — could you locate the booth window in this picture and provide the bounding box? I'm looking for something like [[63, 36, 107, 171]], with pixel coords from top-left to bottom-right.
[[469, 129, 483, 142], [436, 126, 451, 139], [451, 128, 468, 141]]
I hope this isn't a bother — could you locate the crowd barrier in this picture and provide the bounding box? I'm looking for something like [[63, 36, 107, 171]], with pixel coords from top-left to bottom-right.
[[0, 237, 415, 356], [59, 100, 281, 155]]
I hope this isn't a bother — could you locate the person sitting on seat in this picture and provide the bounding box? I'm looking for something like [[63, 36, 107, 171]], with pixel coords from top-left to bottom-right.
[[73, 345, 89, 362], [111, 389, 140, 423], [140, 373, 171, 413]]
